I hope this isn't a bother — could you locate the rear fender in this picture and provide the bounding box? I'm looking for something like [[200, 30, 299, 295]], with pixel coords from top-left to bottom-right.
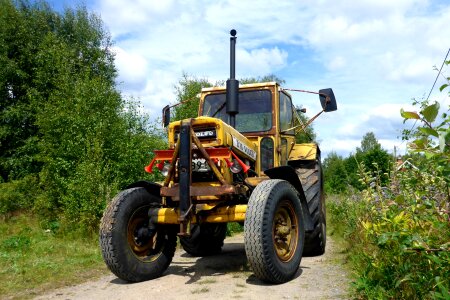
[[289, 143, 320, 161], [126, 181, 161, 198], [264, 166, 314, 232]]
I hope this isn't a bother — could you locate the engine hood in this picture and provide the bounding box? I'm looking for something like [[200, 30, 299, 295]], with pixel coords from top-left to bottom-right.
[[167, 116, 257, 162]]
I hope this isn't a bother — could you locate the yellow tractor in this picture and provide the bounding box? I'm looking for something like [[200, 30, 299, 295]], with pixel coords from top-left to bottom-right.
[[99, 30, 337, 284]]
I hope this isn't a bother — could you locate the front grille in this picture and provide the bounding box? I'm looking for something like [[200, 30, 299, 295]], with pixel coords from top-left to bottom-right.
[[174, 127, 217, 141]]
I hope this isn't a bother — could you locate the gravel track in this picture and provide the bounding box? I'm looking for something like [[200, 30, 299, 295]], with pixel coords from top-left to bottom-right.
[[36, 234, 350, 300]]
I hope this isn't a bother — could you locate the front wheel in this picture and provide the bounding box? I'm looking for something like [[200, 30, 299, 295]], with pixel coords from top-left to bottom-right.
[[244, 179, 305, 283], [99, 187, 177, 282]]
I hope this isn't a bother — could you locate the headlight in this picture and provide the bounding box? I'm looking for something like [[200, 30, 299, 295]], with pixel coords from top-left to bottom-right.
[[161, 163, 171, 177]]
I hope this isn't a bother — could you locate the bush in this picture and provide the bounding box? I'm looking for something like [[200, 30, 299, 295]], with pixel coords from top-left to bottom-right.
[[0, 175, 39, 216], [329, 91, 450, 299]]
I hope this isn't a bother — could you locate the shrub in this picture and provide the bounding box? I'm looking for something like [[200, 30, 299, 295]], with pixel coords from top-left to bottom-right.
[[329, 85, 449, 298], [0, 175, 39, 216]]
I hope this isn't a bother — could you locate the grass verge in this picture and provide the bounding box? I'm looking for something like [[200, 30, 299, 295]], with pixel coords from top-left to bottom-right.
[[0, 213, 107, 299]]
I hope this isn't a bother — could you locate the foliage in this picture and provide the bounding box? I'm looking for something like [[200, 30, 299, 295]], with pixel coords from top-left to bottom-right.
[[226, 222, 244, 236], [323, 132, 392, 194], [357, 132, 379, 153], [0, 1, 165, 232], [0, 175, 39, 215], [401, 98, 450, 184], [172, 73, 212, 121], [352, 166, 448, 299], [328, 70, 450, 299], [295, 107, 317, 143], [239, 74, 285, 85], [343, 152, 365, 191], [357, 132, 392, 187], [0, 214, 105, 298], [323, 152, 348, 193]]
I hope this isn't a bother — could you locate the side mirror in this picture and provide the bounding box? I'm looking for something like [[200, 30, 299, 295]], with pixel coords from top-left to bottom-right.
[[319, 88, 337, 112], [162, 105, 170, 127]]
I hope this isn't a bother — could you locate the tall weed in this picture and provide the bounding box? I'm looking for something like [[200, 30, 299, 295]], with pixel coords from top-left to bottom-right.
[[329, 84, 450, 299], [330, 152, 449, 299]]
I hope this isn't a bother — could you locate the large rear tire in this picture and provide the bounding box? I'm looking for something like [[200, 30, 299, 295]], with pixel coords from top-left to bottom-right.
[[244, 179, 305, 283], [296, 160, 326, 256], [99, 187, 177, 282], [180, 223, 227, 256]]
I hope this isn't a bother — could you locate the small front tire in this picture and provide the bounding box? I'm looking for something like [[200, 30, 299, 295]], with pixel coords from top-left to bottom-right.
[[99, 187, 177, 282]]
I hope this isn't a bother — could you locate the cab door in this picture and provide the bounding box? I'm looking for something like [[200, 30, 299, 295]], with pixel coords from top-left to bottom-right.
[[278, 91, 295, 166]]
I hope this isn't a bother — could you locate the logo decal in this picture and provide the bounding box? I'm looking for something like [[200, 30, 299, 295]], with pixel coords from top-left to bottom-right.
[[232, 136, 257, 160], [195, 130, 215, 138]]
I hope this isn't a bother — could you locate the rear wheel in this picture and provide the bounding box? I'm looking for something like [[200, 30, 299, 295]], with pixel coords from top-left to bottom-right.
[[296, 160, 326, 256], [180, 223, 227, 256], [99, 187, 177, 282], [244, 179, 305, 283]]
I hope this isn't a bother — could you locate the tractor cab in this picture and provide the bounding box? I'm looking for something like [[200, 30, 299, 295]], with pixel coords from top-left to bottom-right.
[[198, 82, 336, 175]]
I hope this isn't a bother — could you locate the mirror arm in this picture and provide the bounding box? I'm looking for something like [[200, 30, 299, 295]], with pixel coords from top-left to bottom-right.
[[162, 94, 201, 127], [288, 109, 324, 133], [281, 107, 325, 134], [303, 109, 325, 129]]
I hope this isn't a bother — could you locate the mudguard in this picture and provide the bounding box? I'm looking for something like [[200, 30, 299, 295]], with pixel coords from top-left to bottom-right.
[[264, 166, 314, 232], [126, 181, 161, 197]]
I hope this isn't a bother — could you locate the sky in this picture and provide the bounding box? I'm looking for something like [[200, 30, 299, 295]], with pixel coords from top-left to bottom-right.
[[48, 0, 450, 158]]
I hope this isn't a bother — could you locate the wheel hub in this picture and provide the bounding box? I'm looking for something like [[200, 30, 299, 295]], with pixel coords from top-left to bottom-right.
[[127, 206, 161, 260], [273, 200, 299, 261]]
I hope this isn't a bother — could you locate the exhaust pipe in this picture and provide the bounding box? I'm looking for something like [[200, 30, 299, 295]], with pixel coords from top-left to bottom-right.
[[226, 29, 239, 128]]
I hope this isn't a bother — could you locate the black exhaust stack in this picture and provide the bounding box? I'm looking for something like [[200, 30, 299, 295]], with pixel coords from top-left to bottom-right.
[[226, 29, 239, 128]]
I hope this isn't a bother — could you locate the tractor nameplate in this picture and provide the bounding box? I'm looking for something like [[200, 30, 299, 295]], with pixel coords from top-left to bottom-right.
[[232, 136, 257, 160]]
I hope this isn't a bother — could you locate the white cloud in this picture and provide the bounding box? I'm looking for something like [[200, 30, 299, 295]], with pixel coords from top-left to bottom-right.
[[238, 47, 288, 76], [113, 46, 148, 89], [86, 0, 450, 158]]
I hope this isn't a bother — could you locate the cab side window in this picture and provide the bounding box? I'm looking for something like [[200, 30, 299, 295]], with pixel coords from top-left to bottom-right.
[[279, 92, 294, 135]]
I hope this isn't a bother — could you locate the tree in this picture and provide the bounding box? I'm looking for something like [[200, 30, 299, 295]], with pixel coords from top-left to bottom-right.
[[0, 0, 51, 181], [240, 74, 285, 85], [323, 152, 348, 193], [354, 132, 391, 187], [172, 73, 212, 121], [295, 108, 317, 143], [0, 1, 164, 231], [357, 132, 381, 153]]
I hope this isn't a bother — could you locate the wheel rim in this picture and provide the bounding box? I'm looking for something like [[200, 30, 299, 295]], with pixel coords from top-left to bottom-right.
[[273, 199, 299, 262], [127, 206, 163, 262]]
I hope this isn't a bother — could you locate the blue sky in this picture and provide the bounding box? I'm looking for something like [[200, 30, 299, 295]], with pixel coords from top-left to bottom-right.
[[47, 0, 450, 157]]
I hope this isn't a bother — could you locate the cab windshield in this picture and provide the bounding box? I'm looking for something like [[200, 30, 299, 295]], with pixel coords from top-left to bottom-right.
[[202, 90, 272, 132]]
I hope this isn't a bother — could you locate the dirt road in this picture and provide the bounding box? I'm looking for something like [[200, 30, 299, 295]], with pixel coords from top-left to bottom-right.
[[37, 234, 350, 300]]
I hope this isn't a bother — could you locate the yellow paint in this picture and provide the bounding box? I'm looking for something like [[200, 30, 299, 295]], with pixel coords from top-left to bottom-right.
[[289, 143, 318, 160], [158, 81, 322, 225], [167, 116, 257, 162], [149, 205, 247, 224], [195, 82, 320, 174]]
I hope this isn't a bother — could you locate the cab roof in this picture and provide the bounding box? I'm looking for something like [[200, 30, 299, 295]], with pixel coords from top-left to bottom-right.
[[201, 81, 279, 93]]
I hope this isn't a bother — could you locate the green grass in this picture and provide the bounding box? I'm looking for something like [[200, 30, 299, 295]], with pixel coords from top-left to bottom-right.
[[0, 213, 107, 299], [226, 222, 244, 236]]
